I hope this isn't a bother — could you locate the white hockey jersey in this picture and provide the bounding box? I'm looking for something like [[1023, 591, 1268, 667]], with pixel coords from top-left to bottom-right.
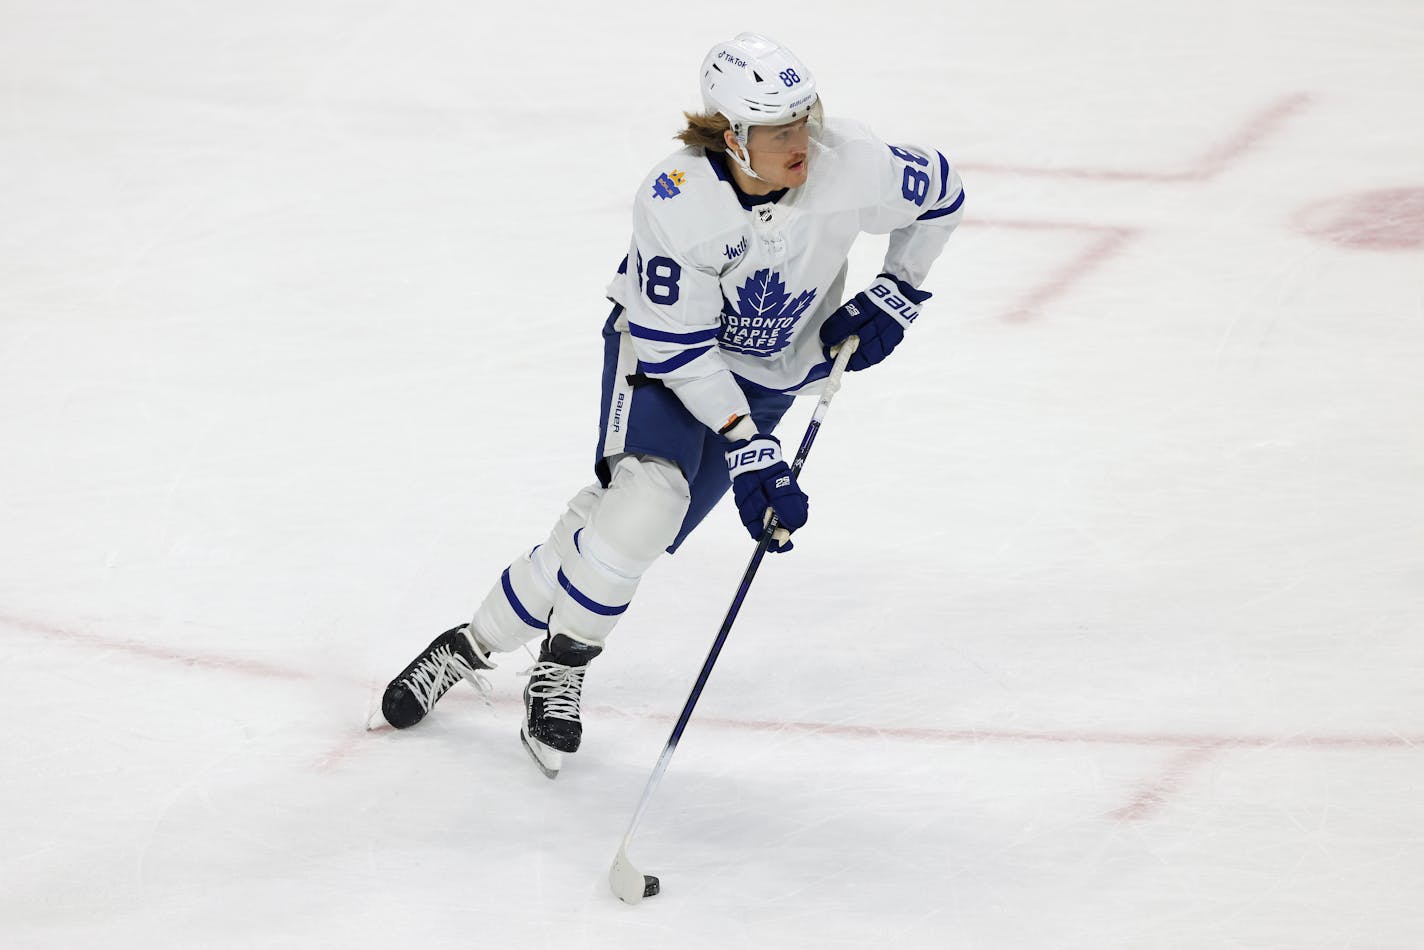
[[605, 117, 964, 434]]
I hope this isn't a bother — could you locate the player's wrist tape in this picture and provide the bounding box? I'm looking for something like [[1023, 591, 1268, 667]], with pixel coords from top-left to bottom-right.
[[725, 435, 783, 480], [719, 414, 758, 443]]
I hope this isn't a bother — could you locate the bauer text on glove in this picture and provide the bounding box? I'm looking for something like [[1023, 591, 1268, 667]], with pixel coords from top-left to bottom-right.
[[819, 273, 931, 371], [725, 434, 808, 553]]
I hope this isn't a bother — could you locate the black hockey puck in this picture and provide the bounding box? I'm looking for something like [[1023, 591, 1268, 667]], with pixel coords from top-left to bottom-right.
[[643, 875, 660, 898]]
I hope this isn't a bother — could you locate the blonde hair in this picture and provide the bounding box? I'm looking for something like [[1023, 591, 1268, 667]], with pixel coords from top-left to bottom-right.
[[675, 110, 731, 152]]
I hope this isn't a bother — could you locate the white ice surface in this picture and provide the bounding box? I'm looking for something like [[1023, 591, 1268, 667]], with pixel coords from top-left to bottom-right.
[[3, 1, 1423, 948]]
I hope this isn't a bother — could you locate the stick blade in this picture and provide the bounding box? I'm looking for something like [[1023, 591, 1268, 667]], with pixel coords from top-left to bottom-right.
[[609, 844, 656, 904]]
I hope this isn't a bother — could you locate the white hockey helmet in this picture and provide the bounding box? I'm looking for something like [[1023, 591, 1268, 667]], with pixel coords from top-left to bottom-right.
[[700, 33, 821, 177]]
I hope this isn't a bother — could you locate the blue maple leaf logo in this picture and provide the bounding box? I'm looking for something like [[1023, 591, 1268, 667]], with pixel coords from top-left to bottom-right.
[[735, 269, 817, 322], [720, 269, 818, 356]]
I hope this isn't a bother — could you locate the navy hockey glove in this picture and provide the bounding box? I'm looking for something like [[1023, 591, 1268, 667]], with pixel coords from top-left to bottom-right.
[[725, 433, 808, 553], [819, 273, 932, 371]]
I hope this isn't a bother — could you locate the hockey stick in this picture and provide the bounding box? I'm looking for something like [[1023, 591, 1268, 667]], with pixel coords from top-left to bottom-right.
[[609, 335, 860, 904]]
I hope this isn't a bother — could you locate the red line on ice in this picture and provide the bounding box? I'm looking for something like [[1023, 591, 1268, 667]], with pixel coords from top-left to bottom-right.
[[971, 219, 1138, 321], [1106, 744, 1221, 821], [677, 711, 1424, 751], [954, 93, 1313, 320], [0, 610, 308, 682], [958, 93, 1312, 182], [8, 614, 1423, 768]]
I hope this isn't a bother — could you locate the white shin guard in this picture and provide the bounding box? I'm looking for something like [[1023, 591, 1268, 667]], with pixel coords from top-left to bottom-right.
[[471, 484, 600, 654], [549, 455, 689, 646], [471, 456, 690, 654]]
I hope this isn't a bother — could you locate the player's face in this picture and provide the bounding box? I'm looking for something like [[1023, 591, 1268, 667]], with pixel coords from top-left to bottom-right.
[[745, 117, 811, 189]]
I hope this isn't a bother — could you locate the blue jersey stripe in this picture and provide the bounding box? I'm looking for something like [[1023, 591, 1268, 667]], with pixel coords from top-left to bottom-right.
[[735, 359, 832, 396], [936, 151, 950, 202], [917, 188, 965, 221], [628, 322, 721, 345], [637, 344, 712, 375], [501, 568, 548, 630], [557, 569, 629, 616]]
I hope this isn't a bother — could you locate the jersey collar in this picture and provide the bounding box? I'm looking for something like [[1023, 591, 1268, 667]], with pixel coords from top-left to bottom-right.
[[706, 151, 789, 211]]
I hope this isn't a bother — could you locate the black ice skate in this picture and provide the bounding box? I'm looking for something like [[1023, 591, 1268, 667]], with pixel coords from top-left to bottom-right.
[[520, 632, 602, 779], [381, 624, 494, 729]]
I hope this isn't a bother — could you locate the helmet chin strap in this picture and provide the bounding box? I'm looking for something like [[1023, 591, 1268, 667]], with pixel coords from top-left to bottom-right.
[[724, 139, 764, 182]]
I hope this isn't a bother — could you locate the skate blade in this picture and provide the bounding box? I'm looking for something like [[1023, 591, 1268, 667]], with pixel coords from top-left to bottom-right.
[[519, 724, 562, 780]]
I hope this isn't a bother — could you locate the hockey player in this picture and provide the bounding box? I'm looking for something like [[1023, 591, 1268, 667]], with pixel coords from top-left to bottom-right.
[[380, 32, 965, 777]]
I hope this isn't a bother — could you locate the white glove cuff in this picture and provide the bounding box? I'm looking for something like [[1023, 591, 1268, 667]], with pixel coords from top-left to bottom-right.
[[865, 275, 925, 329], [726, 435, 783, 480]]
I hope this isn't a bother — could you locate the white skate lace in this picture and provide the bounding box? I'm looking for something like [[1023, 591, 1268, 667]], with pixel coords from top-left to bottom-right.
[[407, 644, 491, 711], [521, 661, 587, 723]]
